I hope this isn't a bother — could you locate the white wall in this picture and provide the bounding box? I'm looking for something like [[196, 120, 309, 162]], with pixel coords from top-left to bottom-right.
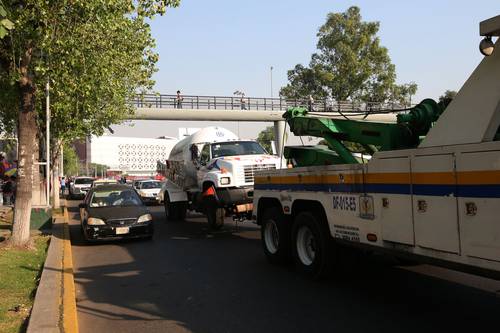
[[89, 135, 178, 174]]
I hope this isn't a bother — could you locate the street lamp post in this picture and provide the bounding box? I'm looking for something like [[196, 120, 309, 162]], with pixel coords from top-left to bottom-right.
[[45, 80, 50, 207], [270, 66, 273, 98]]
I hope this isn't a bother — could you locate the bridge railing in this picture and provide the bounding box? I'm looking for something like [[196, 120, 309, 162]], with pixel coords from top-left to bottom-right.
[[131, 94, 411, 113]]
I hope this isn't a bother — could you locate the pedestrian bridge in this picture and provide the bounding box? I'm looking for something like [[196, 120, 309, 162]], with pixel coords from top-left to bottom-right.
[[131, 94, 406, 121], [129, 93, 409, 155]]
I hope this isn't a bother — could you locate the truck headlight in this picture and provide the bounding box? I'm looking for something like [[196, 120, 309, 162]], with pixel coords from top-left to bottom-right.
[[137, 214, 153, 223], [220, 177, 230, 185], [87, 217, 105, 225]]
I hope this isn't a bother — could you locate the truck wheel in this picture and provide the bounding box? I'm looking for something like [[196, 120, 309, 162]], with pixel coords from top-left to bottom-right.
[[204, 196, 224, 230], [292, 211, 333, 279], [164, 193, 179, 221], [261, 206, 290, 264], [177, 202, 187, 221]]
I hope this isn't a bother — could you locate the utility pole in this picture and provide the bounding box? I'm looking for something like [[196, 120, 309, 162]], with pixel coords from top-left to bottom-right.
[[45, 80, 50, 207], [270, 66, 273, 98]]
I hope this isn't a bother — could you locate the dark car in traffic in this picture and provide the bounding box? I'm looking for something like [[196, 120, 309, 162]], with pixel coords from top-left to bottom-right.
[[79, 184, 154, 242]]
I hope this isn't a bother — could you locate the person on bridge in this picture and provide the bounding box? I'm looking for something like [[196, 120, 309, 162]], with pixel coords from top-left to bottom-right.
[[176, 90, 183, 109], [240, 93, 247, 110], [308, 95, 314, 112]]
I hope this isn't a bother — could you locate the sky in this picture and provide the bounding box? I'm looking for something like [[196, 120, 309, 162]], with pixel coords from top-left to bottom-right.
[[110, 0, 500, 142]]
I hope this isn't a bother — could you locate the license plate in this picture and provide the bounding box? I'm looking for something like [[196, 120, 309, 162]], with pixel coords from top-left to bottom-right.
[[115, 227, 129, 235]]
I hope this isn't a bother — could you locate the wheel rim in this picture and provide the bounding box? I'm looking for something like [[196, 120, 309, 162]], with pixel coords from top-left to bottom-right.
[[263, 219, 279, 254], [296, 226, 316, 266]]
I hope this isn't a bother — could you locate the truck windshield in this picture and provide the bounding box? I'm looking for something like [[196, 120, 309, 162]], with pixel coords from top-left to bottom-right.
[[211, 141, 267, 158]]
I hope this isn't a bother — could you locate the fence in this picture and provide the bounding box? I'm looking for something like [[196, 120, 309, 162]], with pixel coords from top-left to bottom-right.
[[131, 94, 412, 113]]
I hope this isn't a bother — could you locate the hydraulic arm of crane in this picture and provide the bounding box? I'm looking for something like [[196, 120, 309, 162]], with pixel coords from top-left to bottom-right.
[[283, 99, 446, 166]]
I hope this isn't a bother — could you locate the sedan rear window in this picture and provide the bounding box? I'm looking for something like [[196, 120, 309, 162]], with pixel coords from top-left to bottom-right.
[[75, 178, 94, 185], [90, 189, 142, 207]]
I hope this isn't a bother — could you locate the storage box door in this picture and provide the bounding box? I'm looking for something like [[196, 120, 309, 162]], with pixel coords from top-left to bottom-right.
[[457, 150, 500, 262], [368, 157, 413, 245], [412, 154, 460, 254]]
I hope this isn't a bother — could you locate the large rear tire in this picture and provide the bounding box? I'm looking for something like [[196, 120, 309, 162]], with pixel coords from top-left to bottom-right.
[[261, 206, 291, 264], [164, 193, 179, 221], [291, 211, 334, 279], [204, 196, 224, 230], [177, 202, 187, 221]]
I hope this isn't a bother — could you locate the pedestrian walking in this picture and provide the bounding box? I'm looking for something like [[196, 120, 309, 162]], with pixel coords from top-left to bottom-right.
[[10, 176, 16, 204], [325, 95, 334, 111], [176, 90, 183, 109], [0, 153, 8, 179], [60, 177, 66, 196], [2, 176, 13, 205], [240, 93, 247, 110]]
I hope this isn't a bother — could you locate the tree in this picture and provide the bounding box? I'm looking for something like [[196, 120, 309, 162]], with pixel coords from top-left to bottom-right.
[[438, 90, 457, 107], [63, 144, 79, 176], [391, 82, 418, 107], [0, 0, 180, 246], [0, 1, 13, 39], [89, 163, 110, 178], [280, 6, 416, 104], [257, 126, 275, 154]]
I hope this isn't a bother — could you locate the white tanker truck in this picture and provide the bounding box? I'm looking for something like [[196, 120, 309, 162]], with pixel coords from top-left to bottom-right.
[[158, 126, 282, 229]]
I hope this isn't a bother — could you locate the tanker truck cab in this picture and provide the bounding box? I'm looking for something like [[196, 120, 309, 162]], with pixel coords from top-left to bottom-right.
[[160, 126, 281, 230]]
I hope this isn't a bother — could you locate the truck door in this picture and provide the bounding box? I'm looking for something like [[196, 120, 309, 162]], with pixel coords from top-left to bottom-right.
[[456, 150, 500, 262], [368, 156, 414, 245], [412, 154, 460, 254], [197, 144, 211, 186]]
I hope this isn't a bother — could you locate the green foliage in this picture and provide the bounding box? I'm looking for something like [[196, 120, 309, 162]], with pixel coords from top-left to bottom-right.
[[391, 82, 418, 106], [280, 6, 416, 104], [256, 126, 275, 153], [0, 0, 180, 142], [438, 90, 457, 105], [89, 163, 109, 177], [63, 143, 79, 176], [0, 1, 14, 39]]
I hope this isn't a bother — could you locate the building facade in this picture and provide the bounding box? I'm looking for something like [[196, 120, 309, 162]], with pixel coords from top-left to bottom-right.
[[75, 135, 178, 177]]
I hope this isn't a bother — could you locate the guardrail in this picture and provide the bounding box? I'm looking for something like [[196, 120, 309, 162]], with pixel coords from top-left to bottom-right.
[[131, 94, 412, 113]]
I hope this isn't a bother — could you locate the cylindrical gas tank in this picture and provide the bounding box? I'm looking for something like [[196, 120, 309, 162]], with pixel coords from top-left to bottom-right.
[[168, 127, 239, 188]]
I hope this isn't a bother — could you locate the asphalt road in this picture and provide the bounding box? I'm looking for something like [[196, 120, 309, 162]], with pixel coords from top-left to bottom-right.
[[68, 200, 500, 333]]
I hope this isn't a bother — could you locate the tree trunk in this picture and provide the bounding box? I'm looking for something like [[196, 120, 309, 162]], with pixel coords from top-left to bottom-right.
[[51, 142, 62, 209], [12, 46, 36, 247], [52, 159, 60, 209], [32, 139, 41, 205]]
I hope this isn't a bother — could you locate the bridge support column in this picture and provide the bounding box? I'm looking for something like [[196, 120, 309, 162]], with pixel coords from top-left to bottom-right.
[[273, 120, 286, 157]]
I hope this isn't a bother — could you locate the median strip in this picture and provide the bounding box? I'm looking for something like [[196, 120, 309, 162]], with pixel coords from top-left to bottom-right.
[[27, 206, 78, 333]]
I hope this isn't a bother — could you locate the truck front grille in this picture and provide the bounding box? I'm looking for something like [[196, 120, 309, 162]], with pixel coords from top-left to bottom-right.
[[243, 164, 276, 183]]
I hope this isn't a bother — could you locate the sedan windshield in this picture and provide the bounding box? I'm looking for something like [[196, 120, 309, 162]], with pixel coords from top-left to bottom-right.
[[141, 181, 161, 189], [211, 141, 267, 158], [90, 189, 142, 207]]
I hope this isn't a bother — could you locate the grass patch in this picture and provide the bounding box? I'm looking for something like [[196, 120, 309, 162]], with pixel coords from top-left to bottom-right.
[[0, 236, 50, 333]]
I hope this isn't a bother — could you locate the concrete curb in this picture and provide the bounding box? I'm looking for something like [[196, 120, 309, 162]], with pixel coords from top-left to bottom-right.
[[62, 206, 79, 333], [27, 206, 79, 333]]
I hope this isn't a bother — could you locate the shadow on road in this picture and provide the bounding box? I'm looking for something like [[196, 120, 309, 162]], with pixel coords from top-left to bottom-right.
[[66, 203, 500, 333]]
